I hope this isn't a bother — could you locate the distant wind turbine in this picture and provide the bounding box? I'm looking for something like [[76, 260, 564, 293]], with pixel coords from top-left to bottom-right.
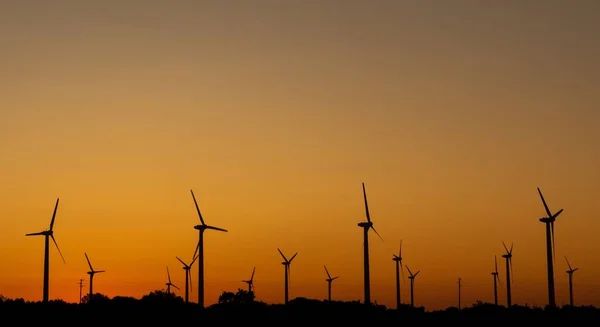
[[357, 182, 383, 305], [84, 253, 105, 300], [501, 242, 514, 308], [458, 277, 462, 310], [491, 255, 501, 306], [392, 240, 404, 310], [190, 189, 228, 308], [176, 249, 199, 303], [165, 266, 180, 294], [277, 248, 297, 304], [324, 265, 339, 301], [25, 198, 66, 303], [565, 256, 579, 307], [537, 187, 563, 308], [406, 265, 420, 308], [242, 267, 256, 293]]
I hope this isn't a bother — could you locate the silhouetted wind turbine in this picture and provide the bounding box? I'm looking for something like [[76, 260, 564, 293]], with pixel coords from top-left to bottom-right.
[[406, 265, 420, 308], [242, 267, 256, 293], [392, 239, 404, 310], [565, 256, 579, 307], [78, 279, 85, 304], [84, 253, 105, 300], [176, 250, 198, 303], [25, 198, 66, 303], [501, 242, 514, 308], [537, 187, 563, 308], [277, 248, 297, 304], [357, 182, 383, 305], [324, 265, 339, 301], [458, 277, 462, 310], [491, 255, 500, 306], [190, 189, 228, 308], [165, 266, 180, 294]]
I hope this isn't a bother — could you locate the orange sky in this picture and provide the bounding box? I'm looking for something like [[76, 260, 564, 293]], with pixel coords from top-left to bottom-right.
[[1, 0, 599, 311]]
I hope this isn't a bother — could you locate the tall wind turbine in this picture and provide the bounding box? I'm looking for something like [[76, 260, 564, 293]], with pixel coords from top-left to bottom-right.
[[277, 248, 297, 304], [406, 265, 420, 308], [457, 277, 462, 310], [165, 266, 180, 294], [501, 242, 514, 308], [25, 198, 66, 303], [537, 187, 563, 308], [242, 267, 256, 293], [565, 256, 579, 307], [190, 189, 228, 308], [491, 255, 500, 306], [84, 253, 105, 300], [357, 182, 383, 305], [176, 250, 198, 303], [324, 265, 339, 301], [392, 240, 404, 310]]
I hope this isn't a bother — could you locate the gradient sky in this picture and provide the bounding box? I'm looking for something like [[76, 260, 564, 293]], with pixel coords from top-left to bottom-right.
[[1, 0, 599, 310]]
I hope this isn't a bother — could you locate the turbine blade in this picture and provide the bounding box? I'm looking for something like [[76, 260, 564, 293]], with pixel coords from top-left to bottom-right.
[[399, 239, 402, 257], [25, 232, 45, 236], [289, 252, 298, 262], [537, 187, 553, 218], [192, 243, 199, 264], [277, 248, 288, 262], [553, 208, 563, 219], [551, 220, 556, 263], [509, 242, 514, 254], [406, 265, 413, 277], [49, 198, 59, 231], [415, 270, 420, 277], [332, 276, 339, 280], [96, 270, 105, 273], [495, 255, 498, 273], [188, 270, 193, 292], [362, 182, 371, 223], [502, 241, 509, 254], [167, 266, 171, 283], [250, 267, 255, 281], [206, 225, 228, 232], [400, 261, 405, 281], [370, 225, 383, 242], [324, 265, 331, 279], [172, 284, 180, 290], [176, 256, 187, 267], [573, 268, 579, 272], [51, 235, 66, 264], [565, 256, 572, 271], [509, 257, 514, 283], [85, 253, 94, 271], [190, 189, 206, 225]]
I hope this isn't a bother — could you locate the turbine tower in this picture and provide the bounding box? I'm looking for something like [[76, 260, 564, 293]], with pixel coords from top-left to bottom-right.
[[25, 198, 66, 303], [165, 266, 180, 294], [277, 248, 297, 304], [357, 182, 383, 305], [392, 240, 404, 310], [176, 250, 198, 303], [491, 255, 500, 306], [78, 279, 85, 304], [324, 265, 339, 301], [537, 187, 563, 308], [190, 189, 228, 308], [406, 265, 420, 308], [565, 256, 579, 307], [501, 242, 514, 308], [242, 267, 256, 293], [84, 253, 105, 300]]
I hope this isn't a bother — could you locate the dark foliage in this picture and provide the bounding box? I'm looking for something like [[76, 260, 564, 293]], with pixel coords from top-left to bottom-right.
[[0, 292, 598, 322]]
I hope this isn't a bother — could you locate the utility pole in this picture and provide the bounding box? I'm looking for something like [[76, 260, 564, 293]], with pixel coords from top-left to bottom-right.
[[78, 279, 85, 304]]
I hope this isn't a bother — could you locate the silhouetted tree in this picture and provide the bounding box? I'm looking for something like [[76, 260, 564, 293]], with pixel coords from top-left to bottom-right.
[[81, 292, 110, 304]]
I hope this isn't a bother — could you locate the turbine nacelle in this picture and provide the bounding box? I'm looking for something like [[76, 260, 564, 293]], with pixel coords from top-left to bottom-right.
[[357, 221, 372, 228]]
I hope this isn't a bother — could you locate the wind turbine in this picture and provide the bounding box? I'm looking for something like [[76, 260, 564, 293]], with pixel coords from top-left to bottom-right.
[[537, 187, 563, 308], [357, 182, 383, 305], [565, 256, 579, 307], [176, 250, 199, 303], [501, 242, 514, 308], [392, 239, 404, 310], [190, 189, 228, 308], [324, 265, 339, 301], [84, 253, 105, 300], [277, 248, 297, 304], [491, 255, 501, 306], [406, 265, 420, 308], [25, 198, 66, 303], [242, 267, 256, 293], [458, 277, 462, 310], [165, 266, 180, 294]]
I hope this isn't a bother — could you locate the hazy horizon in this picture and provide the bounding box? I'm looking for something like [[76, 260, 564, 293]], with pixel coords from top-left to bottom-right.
[[1, 0, 599, 310]]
